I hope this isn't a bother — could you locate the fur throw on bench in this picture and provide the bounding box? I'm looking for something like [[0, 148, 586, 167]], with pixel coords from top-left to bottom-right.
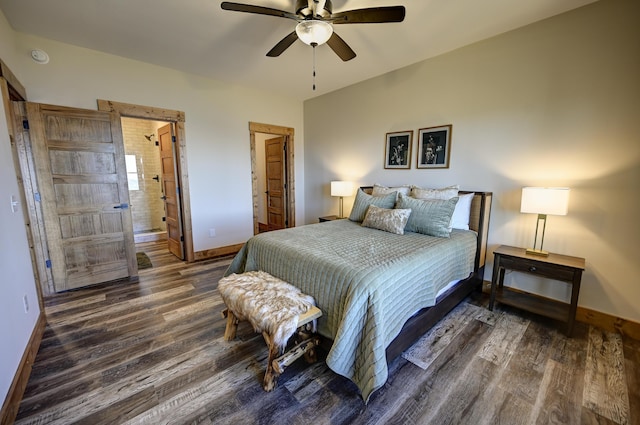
[[218, 271, 317, 351]]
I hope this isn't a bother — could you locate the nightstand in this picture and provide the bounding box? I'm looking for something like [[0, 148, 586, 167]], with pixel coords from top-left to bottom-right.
[[489, 245, 585, 336], [319, 215, 339, 222]]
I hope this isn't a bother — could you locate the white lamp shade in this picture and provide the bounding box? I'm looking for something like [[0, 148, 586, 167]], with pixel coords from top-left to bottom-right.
[[296, 20, 333, 46], [520, 187, 570, 216], [331, 181, 353, 197]]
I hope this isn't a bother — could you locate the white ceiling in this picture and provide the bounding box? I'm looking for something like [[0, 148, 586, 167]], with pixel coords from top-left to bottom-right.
[[0, 0, 597, 101]]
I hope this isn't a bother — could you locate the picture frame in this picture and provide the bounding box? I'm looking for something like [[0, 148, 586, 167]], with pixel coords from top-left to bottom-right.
[[417, 125, 452, 169], [384, 130, 413, 169]]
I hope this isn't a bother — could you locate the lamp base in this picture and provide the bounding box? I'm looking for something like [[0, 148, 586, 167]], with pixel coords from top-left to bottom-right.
[[525, 248, 549, 257]]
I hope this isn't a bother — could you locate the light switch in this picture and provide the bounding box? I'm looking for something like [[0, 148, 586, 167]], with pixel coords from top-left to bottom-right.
[[10, 195, 19, 213]]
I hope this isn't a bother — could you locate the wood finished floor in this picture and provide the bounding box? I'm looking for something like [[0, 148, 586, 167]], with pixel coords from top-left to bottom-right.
[[15, 241, 639, 425]]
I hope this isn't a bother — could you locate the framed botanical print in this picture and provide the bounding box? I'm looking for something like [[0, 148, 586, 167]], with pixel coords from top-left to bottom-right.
[[417, 125, 452, 169], [384, 130, 413, 169]]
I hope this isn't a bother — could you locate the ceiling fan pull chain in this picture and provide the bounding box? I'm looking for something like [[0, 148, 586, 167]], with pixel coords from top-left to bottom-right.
[[312, 43, 317, 91]]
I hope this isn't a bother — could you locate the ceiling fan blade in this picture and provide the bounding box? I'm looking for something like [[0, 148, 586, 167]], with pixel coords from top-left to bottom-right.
[[266, 31, 299, 57], [221, 2, 298, 20], [331, 6, 406, 24], [326, 32, 356, 62]]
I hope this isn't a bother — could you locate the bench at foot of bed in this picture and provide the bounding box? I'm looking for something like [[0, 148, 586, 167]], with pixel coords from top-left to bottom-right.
[[218, 271, 323, 391]]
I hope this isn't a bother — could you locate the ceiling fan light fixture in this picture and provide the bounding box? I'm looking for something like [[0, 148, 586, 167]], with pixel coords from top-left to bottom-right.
[[295, 20, 333, 46]]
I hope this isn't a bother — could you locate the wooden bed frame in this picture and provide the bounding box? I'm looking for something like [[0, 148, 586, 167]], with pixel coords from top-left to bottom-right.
[[358, 187, 493, 362]]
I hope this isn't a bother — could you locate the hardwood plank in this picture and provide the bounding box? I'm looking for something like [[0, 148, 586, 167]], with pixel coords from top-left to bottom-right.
[[497, 320, 555, 405], [529, 359, 583, 424], [477, 309, 529, 365], [365, 319, 494, 424], [402, 301, 497, 370], [583, 327, 630, 424], [623, 336, 640, 425]]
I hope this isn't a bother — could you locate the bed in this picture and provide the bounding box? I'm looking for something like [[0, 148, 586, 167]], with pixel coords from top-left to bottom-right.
[[224, 187, 492, 402]]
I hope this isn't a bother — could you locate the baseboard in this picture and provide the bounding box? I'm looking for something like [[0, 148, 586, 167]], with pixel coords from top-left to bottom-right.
[[134, 232, 167, 243], [0, 311, 46, 425], [193, 243, 244, 261], [481, 281, 640, 340], [575, 308, 640, 340]]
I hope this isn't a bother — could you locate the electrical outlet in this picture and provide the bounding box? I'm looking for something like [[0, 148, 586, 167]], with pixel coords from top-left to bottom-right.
[[209, 228, 216, 237], [23, 295, 29, 313]]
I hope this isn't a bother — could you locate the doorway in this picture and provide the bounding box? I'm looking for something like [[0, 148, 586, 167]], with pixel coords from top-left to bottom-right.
[[121, 117, 168, 244], [98, 99, 194, 263], [249, 122, 295, 235]]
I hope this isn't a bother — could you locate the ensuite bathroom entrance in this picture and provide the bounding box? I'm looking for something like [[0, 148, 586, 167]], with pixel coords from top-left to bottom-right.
[[122, 117, 184, 259]]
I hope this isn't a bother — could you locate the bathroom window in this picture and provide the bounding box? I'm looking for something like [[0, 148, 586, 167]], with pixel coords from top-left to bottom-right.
[[125, 154, 139, 190]]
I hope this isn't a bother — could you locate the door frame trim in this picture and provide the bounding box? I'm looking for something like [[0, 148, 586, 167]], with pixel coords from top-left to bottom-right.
[[249, 122, 295, 235], [98, 100, 194, 262]]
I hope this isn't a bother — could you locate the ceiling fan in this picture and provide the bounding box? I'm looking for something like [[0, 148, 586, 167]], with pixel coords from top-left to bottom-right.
[[220, 0, 406, 62]]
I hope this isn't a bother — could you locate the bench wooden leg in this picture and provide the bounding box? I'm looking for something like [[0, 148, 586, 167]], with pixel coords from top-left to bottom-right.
[[272, 336, 320, 375], [223, 309, 238, 341], [262, 332, 280, 391], [297, 323, 318, 364]]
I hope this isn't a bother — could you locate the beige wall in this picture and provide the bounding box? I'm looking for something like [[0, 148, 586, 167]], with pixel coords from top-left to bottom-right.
[[303, 0, 640, 322]]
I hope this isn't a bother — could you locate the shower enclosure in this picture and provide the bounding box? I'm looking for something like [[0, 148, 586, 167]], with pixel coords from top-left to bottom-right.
[[122, 117, 167, 243]]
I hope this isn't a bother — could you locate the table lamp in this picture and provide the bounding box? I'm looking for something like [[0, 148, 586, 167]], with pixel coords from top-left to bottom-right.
[[331, 181, 353, 218], [520, 187, 570, 256]]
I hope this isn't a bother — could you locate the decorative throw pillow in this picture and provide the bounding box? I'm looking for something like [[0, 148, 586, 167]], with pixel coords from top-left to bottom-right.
[[371, 183, 411, 198], [349, 189, 398, 222], [362, 205, 411, 235], [410, 184, 459, 200], [396, 193, 458, 237], [451, 193, 474, 230]]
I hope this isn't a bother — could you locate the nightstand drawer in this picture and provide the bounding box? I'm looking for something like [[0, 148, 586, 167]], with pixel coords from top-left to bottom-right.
[[499, 255, 576, 281]]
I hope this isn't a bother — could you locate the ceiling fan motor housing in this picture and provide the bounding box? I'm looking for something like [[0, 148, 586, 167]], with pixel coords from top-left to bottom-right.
[[296, 0, 332, 19]]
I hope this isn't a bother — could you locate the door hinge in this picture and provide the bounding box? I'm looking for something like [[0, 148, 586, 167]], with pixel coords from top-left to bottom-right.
[[176, 187, 180, 195], [180, 236, 184, 242], [22, 120, 29, 130], [45, 259, 51, 268], [34, 192, 41, 202], [172, 136, 176, 143]]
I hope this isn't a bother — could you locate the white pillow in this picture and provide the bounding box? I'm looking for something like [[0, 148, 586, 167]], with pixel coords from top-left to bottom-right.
[[451, 193, 474, 230], [410, 184, 459, 200]]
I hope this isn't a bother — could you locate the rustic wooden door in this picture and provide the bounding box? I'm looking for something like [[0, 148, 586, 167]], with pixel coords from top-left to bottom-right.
[[158, 123, 184, 259], [265, 136, 287, 231], [26, 102, 137, 291]]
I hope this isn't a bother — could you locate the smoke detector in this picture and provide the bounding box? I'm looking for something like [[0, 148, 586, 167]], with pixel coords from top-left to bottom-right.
[[30, 49, 49, 64]]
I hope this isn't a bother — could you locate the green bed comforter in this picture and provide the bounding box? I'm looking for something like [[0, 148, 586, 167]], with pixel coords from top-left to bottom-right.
[[224, 219, 476, 402]]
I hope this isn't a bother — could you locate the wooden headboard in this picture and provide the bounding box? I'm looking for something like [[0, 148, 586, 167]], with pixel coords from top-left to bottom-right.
[[360, 187, 493, 277]]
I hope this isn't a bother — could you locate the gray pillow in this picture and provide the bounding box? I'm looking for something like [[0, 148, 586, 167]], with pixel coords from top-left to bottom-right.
[[348, 189, 397, 223], [396, 193, 459, 237], [361, 205, 412, 235]]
